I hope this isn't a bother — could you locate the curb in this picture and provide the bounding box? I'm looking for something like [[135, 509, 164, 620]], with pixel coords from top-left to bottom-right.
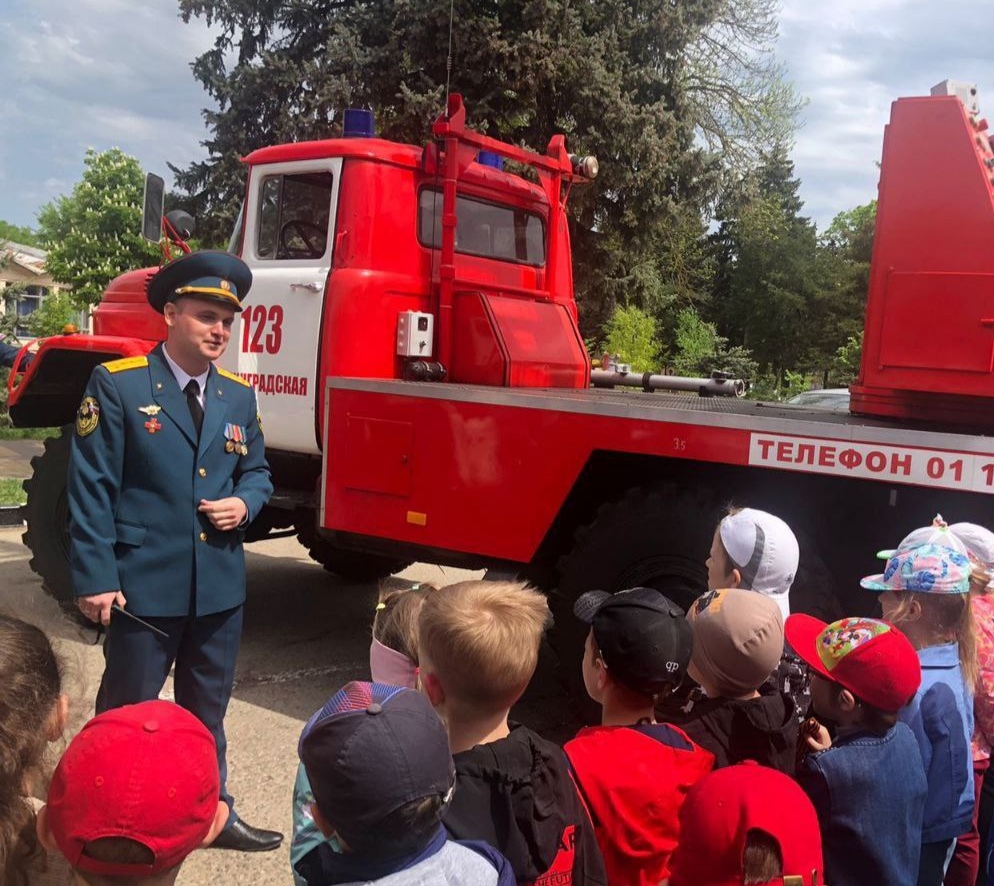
[[0, 506, 25, 528]]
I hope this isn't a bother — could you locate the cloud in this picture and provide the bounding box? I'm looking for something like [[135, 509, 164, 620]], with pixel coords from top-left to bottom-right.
[[0, 0, 220, 226], [778, 0, 994, 229]]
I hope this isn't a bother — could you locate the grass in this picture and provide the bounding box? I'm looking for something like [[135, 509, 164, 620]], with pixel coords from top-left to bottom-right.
[[0, 478, 26, 506], [0, 426, 58, 440]]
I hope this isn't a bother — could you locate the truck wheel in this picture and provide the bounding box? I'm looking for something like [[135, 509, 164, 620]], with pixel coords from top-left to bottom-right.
[[22, 426, 76, 610], [551, 483, 721, 715], [297, 521, 412, 583]]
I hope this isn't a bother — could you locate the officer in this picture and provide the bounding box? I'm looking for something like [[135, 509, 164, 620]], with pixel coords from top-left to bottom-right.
[[67, 250, 282, 852]]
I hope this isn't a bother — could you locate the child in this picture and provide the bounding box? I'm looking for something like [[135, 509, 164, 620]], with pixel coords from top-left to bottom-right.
[[664, 762, 824, 886], [706, 507, 810, 719], [564, 587, 714, 885], [662, 587, 799, 773], [706, 507, 799, 619], [37, 700, 229, 886], [294, 681, 514, 885], [418, 580, 607, 885], [952, 522, 994, 886], [292, 585, 435, 884], [0, 614, 71, 886], [862, 543, 976, 886], [787, 614, 928, 886]]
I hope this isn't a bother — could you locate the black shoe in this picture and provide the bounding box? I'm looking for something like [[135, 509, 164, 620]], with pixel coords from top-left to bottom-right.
[[210, 819, 284, 852]]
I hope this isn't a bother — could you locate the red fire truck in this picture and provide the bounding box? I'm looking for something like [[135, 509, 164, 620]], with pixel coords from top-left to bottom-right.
[[10, 82, 994, 677]]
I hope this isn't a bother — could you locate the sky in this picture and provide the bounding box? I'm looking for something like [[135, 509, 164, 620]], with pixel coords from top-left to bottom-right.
[[2, 0, 993, 235]]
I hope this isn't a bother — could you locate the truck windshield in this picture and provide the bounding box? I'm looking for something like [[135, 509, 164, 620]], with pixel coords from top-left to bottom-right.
[[418, 189, 546, 266], [226, 203, 245, 255]]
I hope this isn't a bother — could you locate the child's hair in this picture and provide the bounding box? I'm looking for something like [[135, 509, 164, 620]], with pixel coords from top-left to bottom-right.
[[887, 592, 977, 689], [742, 829, 782, 884], [76, 838, 158, 886], [418, 580, 550, 713], [0, 615, 63, 886], [373, 584, 438, 662], [340, 794, 445, 857]]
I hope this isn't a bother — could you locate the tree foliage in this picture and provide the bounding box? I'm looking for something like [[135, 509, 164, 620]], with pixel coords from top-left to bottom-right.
[[670, 307, 758, 381], [0, 221, 42, 248], [176, 0, 797, 337], [598, 305, 661, 372], [37, 149, 160, 308]]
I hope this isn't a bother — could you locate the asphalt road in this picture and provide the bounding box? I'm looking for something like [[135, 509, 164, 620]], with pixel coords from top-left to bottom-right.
[[1, 527, 579, 885]]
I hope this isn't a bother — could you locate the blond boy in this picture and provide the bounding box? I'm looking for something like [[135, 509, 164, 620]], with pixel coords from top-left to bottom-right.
[[419, 581, 607, 885]]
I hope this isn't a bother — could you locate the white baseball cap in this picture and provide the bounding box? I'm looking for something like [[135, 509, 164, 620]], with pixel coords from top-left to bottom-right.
[[950, 522, 994, 587], [718, 508, 799, 619]]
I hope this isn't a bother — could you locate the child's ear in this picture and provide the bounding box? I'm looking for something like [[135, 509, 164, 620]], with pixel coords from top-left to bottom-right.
[[421, 671, 446, 708], [907, 596, 924, 622], [837, 688, 858, 713], [45, 694, 70, 742], [36, 805, 57, 853], [201, 802, 231, 846], [310, 803, 336, 838], [729, 568, 743, 589]]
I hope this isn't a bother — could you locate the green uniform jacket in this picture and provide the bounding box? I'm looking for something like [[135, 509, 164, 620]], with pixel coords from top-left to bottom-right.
[[68, 344, 273, 617]]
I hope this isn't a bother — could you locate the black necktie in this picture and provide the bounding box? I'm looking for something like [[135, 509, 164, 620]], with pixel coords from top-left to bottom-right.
[[184, 379, 204, 437]]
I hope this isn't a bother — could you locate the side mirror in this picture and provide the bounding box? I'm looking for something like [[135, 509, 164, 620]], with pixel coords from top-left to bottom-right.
[[141, 173, 165, 242], [164, 209, 196, 241]]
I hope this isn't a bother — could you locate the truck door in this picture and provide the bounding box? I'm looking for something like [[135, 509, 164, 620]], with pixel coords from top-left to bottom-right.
[[220, 158, 342, 454]]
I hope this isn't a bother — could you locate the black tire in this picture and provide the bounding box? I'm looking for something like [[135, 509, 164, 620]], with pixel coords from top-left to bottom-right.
[[296, 518, 412, 583], [22, 426, 76, 610], [551, 483, 721, 716]]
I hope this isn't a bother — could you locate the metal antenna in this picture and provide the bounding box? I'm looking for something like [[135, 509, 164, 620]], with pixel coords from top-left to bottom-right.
[[444, 0, 455, 114]]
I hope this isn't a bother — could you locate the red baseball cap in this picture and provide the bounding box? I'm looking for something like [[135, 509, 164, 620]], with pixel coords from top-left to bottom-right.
[[46, 701, 220, 877], [785, 615, 921, 712], [668, 762, 823, 886]]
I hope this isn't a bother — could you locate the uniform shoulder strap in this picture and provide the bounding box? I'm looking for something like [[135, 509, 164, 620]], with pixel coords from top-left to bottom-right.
[[102, 355, 149, 374], [216, 366, 250, 387]]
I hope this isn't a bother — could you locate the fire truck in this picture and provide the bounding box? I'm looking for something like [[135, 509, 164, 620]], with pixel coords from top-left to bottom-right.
[[9, 82, 994, 682]]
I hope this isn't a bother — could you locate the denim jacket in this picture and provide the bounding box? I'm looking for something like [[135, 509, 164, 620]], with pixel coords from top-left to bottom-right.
[[797, 723, 926, 886], [901, 642, 975, 843]]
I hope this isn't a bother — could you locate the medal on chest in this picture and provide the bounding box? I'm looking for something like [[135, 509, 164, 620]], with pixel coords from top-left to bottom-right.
[[139, 404, 163, 434], [224, 423, 248, 455]]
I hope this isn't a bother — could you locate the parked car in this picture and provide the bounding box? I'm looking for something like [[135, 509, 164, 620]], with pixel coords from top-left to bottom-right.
[[785, 388, 851, 411]]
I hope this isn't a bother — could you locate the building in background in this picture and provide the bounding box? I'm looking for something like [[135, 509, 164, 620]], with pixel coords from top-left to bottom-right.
[[0, 241, 73, 337]]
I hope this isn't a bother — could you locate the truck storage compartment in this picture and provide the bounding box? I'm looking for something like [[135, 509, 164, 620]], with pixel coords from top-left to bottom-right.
[[448, 290, 589, 388]]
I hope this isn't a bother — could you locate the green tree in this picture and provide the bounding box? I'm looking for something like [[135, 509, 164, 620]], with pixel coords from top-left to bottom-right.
[[598, 305, 662, 372], [175, 0, 796, 339], [670, 307, 758, 381], [37, 149, 160, 308], [0, 221, 42, 248], [709, 145, 820, 375], [23, 292, 80, 337], [806, 202, 875, 383]]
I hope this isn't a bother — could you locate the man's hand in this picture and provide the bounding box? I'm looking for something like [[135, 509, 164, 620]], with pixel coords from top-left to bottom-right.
[[198, 497, 248, 531], [78, 591, 126, 626]]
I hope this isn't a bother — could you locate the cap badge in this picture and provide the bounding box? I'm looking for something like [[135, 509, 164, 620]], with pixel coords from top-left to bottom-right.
[[817, 618, 889, 671], [220, 279, 231, 291]]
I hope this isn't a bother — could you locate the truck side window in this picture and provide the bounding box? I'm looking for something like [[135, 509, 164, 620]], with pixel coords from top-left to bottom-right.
[[418, 189, 546, 266], [255, 171, 335, 260]]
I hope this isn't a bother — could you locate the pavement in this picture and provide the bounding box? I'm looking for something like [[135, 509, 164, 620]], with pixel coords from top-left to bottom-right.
[[2, 528, 579, 885], [0, 438, 43, 479]]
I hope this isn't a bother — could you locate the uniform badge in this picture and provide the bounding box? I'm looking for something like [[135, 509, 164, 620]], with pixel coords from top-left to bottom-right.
[[224, 423, 248, 455], [75, 396, 101, 437], [139, 404, 162, 434]]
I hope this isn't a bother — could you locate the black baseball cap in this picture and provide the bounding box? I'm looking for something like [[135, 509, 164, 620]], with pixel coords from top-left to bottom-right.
[[298, 682, 455, 847], [574, 587, 693, 696]]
